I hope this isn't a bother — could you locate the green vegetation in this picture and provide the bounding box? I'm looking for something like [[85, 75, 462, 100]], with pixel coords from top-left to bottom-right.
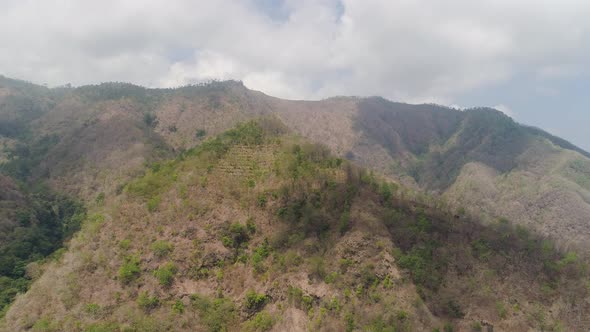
[[151, 240, 174, 258], [146, 195, 161, 212], [126, 120, 282, 209], [244, 290, 268, 313], [153, 262, 177, 286], [84, 303, 102, 318], [143, 112, 158, 128], [356, 98, 538, 189], [118, 256, 141, 284], [137, 291, 160, 312], [172, 299, 185, 314], [380, 192, 588, 318], [1, 135, 59, 181], [496, 301, 507, 319], [196, 129, 207, 138], [119, 239, 131, 251], [222, 222, 249, 249], [190, 294, 236, 332], [0, 185, 85, 316], [412, 108, 528, 188], [251, 240, 270, 273], [470, 321, 482, 332], [287, 286, 313, 312], [126, 160, 178, 201], [443, 322, 455, 332], [95, 192, 105, 205], [243, 311, 274, 331], [2, 115, 587, 330], [275, 144, 356, 240], [309, 256, 327, 280]]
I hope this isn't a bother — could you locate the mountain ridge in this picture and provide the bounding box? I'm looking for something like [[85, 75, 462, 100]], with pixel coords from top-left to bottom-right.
[[1, 76, 590, 330], [1, 76, 589, 251], [2, 120, 588, 331]]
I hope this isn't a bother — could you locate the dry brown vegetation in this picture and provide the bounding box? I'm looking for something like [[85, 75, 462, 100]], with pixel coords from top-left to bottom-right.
[[2, 76, 589, 252], [1, 76, 590, 331], [2, 121, 588, 331]]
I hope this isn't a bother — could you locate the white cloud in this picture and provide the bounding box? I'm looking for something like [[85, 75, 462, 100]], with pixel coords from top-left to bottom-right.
[[493, 104, 515, 117], [0, 0, 589, 106]]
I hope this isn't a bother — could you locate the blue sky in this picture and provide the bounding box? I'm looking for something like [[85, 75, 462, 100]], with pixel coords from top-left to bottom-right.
[[456, 74, 590, 150], [0, 0, 588, 150]]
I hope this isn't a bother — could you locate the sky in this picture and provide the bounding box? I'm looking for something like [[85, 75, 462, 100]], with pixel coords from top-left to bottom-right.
[[0, 0, 589, 150]]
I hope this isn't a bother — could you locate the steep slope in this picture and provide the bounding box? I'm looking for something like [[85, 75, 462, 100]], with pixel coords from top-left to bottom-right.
[[0, 79, 259, 200], [1, 76, 589, 257], [3, 121, 588, 331], [445, 138, 590, 250], [0, 175, 85, 316], [342, 99, 590, 249]]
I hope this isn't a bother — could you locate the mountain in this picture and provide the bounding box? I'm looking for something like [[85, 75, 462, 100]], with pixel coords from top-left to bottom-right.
[[0, 174, 85, 317], [0, 76, 589, 330], [2, 121, 588, 331], [3, 76, 588, 250]]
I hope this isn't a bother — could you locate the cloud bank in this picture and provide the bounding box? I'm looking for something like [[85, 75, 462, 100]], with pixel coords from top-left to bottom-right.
[[0, 0, 589, 106]]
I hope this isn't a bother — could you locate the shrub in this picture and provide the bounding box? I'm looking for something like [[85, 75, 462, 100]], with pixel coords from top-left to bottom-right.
[[397, 246, 441, 290], [324, 272, 339, 284], [558, 252, 578, 268], [471, 322, 482, 332], [345, 313, 355, 332], [137, 291, 160, 312], [119, 239, 131, 251], [360, 264, 378, 289], [379, 182, 393, 202], [222, 236, 235, 248], [339, 258, 353, 272], [126, 161, 177, 200], [172, 299, 185, 314], [471, 239, 491, 260], [243, 311, 274, 331], [147, 196, 161, 212], [118, 256, 141, 284], [252, 241, 270, 264], [95, 192, 105, 205], [32, 317, 57, 331], [339, 211, 351, 234], [396, 310, 408, 321], [196, 129, 207, 138], [443, 322, 454, 332], [246, 218, 257, 234], [244, 290, 268, 312], [153, 262, 177, 287], [496, 301, 507, 319], [446, 299, 464, 319], [191, 294, 236, 332], [143, 112, 158, 128], [287, 286, 313, 311], [84, 303, 102, 317], [222, 222, 250, 250], [151, 240, 174, 258], [257, 194, 267, 208], [309, 256, 326, 280]]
